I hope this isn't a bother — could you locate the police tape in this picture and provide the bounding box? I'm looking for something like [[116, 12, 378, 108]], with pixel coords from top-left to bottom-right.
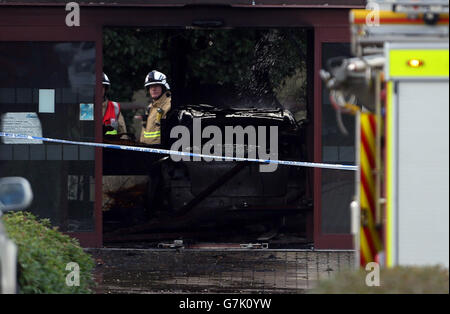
[[0, 132, 357, 171]]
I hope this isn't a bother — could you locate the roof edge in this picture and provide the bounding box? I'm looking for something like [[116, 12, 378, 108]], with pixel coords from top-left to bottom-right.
[[0, 1, 365, 9]]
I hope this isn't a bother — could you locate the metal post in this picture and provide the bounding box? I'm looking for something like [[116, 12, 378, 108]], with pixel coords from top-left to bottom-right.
[[351, 111, 361, 269], [375, 70, 383, 227]]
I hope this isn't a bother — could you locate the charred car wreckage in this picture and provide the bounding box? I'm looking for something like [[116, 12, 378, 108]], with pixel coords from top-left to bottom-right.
[[102, 102, 312, 246]]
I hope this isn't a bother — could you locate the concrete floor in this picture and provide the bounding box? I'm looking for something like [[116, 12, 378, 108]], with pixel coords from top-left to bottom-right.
[[87, 248, 355, 294]]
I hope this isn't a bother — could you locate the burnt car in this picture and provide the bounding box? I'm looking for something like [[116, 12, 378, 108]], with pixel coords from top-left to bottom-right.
[[137, 103, 312, 237], [102, 102, 312, 242]]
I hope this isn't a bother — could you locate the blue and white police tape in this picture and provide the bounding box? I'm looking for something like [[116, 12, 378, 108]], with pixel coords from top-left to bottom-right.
[[0, 132, 357, 171]]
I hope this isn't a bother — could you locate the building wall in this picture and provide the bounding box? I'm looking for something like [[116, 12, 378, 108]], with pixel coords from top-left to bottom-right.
[[0, 3, 361, 248]]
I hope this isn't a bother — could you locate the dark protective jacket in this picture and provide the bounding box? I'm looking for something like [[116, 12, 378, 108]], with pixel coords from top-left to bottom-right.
[[139, 92, 171, 145]]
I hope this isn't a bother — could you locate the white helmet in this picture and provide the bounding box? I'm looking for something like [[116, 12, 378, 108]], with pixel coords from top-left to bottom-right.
[[102, 72, 111, 86], [144, 70, 170, 90]]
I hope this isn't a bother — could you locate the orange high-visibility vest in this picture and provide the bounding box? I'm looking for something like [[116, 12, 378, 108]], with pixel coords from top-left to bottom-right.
[[103, 101, 120, 135]]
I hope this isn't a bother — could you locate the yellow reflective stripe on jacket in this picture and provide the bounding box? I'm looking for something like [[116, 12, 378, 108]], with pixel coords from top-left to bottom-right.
[[143, 131, 161, 138], [105, 130, 118, 135]]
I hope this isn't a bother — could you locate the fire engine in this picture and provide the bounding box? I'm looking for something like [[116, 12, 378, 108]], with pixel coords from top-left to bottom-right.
[[321, 0, 449, 267]]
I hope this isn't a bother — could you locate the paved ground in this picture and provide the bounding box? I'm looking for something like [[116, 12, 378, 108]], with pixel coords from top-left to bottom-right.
[[87, 248, 355, 294]]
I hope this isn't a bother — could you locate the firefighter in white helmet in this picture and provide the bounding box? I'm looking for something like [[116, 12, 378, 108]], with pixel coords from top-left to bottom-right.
[[139, 70, 172, 145], [102, 73, 128, 138]]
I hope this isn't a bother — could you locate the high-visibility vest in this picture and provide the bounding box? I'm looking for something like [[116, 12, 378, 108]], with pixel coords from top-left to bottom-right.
[[103, 101, 120, 135]]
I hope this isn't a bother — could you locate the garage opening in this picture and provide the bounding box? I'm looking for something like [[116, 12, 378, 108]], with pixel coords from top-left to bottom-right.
[[101, 27, 313, 248]]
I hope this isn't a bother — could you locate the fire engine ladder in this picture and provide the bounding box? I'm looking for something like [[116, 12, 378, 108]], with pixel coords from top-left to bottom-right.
[[350, 0, 449, 57]]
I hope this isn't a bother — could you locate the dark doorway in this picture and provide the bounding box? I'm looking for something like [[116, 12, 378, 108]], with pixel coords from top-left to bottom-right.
[[101, 27, 313, 248]]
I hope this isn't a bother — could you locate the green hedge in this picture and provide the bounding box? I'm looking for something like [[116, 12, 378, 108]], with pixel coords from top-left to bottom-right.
[[311, 266, 449, 294], [2, 211, 95, 294]]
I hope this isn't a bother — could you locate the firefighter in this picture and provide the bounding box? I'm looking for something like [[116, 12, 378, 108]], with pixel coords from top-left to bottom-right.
[[139, 70, 171, 145], [102, 72, 128, 138], [139, 70, 171, 218]]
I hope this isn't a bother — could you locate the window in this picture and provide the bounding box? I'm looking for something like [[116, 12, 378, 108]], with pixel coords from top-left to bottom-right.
[[0, 42, 96, 232]]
